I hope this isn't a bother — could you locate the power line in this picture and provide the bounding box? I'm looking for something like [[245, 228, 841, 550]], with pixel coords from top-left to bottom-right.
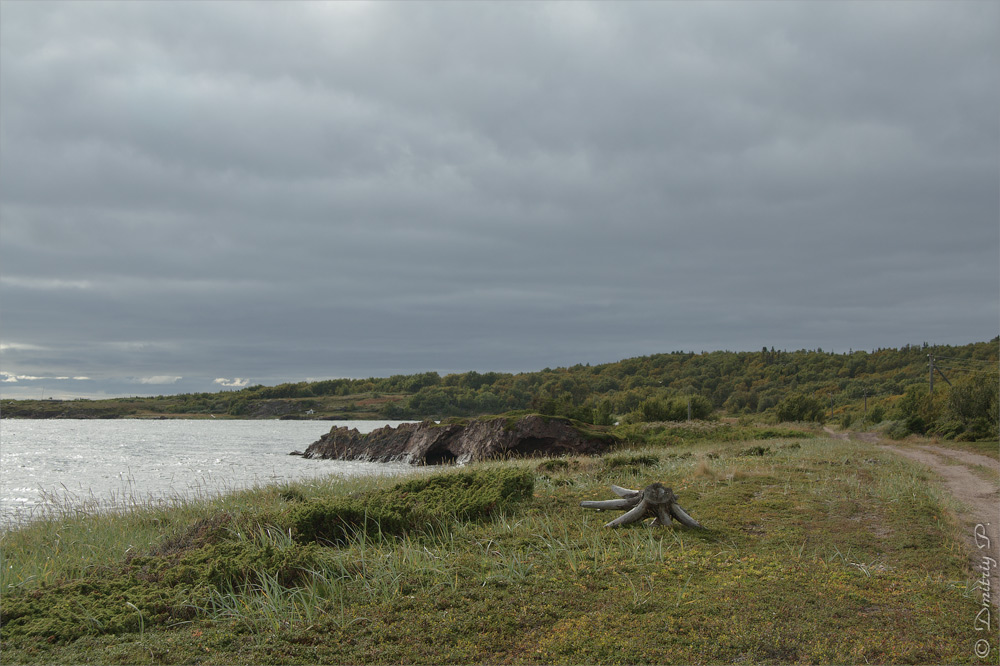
[[932, 356, 996, 365], [934, 364, 986, 372]]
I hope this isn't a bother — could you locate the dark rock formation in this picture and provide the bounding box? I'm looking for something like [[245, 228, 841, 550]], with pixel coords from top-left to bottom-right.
[[299, 414, 618, 465]]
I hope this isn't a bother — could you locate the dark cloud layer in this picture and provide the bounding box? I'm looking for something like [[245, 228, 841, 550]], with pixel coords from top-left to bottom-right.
[[1, 2, 997, 398]]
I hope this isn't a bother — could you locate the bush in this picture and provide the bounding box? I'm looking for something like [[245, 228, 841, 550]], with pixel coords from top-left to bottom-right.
[[287, 498, 407, 545], [287, 468, 535, 544], [379, 467, 534, 522], [629, 395, 712, 423], [883, 420, 911, 440], [602, 454, 659, 469], [774, 394, 826, 423], [737, 445, 771, 457], [946, 370, 999, 440], [537, 459, 570, 473], [867, 405, 886, 424], [894, 385, 934, 431]]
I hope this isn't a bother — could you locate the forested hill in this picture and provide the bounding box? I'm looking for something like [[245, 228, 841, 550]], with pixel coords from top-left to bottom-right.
[[2, 339, 997, 440]]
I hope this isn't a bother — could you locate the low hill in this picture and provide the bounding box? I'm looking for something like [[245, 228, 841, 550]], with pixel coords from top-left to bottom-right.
[[2, 338, 996, 440]]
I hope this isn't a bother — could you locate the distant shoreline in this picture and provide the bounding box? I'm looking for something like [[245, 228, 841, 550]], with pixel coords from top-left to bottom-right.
[[2, 340, 996, 442]]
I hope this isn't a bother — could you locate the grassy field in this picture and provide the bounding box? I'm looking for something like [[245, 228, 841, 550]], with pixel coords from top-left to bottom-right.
[[1, 433, 991, 664]]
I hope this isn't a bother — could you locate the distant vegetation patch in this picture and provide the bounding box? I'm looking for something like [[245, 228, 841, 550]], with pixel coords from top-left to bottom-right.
[[602, 453, 661, 470], [736, 445, 772, 457], [614, 421, 815, 447], [536, 458, 571, 474]]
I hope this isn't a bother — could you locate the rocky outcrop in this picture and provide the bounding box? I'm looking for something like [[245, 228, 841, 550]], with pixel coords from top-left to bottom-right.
[[299, 414, 617, 465]]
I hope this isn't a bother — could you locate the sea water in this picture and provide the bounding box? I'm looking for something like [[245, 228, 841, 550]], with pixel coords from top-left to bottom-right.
[[0, 419, 414, 527]]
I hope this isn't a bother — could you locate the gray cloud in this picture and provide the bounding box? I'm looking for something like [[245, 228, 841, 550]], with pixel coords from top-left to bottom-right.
[[1, 1, 997, 398]]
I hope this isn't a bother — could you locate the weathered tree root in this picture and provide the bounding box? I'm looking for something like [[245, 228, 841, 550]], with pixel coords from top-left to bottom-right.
[[580, 482, 702, 528]]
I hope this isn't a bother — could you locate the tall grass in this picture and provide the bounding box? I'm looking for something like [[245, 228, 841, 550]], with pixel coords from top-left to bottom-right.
[[0, 469, 411, 592], [1, 435, 992, 665]]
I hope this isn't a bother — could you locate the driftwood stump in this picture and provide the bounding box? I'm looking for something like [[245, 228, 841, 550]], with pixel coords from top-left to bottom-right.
[[580, 482, 702, 528]]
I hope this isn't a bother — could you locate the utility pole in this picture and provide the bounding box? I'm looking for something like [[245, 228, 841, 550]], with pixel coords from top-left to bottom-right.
[[863, 390, 868, 420], [928, 354, 951, 393]]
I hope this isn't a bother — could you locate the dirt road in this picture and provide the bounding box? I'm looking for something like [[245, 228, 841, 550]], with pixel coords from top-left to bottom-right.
[[826, 428, 999, 609]]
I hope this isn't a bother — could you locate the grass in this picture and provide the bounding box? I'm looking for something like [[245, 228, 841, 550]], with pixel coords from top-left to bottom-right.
[[614, 420, 819, 448], [1, 434, 992, 664]]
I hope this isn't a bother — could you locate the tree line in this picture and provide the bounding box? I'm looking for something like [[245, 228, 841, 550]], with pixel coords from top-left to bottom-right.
[[234, 338, 998, 439], [3, 339, 995, 440]]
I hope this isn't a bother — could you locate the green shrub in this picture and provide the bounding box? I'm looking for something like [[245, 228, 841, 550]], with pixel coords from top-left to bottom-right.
[[749, 428, 814, 440], [286, 468, 534, 544], [602, 454, 659, 469], [376, 467, 534, 522], [287, 498, 408, 545], [946, 369, 999, 440], [613, 422, 814, 447], [537, 459, 571, 473], [628, 395, 712, 423], [883, 420, 911, 440], [774, 394, 826, 423], [176, 540, 321, 589], [893, 385, 936, 435]]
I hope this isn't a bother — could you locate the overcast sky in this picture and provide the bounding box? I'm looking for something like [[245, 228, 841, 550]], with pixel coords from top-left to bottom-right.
[[1, 2, 997, 399]]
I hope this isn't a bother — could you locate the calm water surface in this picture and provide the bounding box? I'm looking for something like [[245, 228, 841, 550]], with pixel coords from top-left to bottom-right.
[[0, 419, 414, 527]]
